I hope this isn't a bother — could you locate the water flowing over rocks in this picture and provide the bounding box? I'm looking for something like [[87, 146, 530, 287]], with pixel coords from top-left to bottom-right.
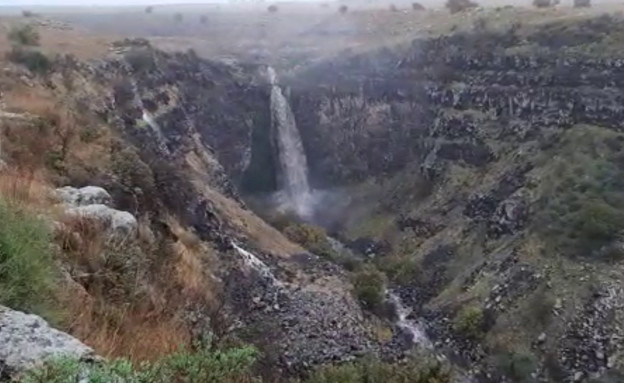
[[388, 291, 431, 348]]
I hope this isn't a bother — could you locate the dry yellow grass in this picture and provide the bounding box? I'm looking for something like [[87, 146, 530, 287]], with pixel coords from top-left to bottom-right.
[[0, 169, 53, 209], [165, 215, 218, 304], [66, 295, 191, 363], [0, 18, 112, 61]]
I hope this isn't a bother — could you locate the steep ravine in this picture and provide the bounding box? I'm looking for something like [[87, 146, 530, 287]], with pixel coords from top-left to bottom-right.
[[266, 15, 624, 383], [5, 12, 624, 383], [101, 17, 624, 381]]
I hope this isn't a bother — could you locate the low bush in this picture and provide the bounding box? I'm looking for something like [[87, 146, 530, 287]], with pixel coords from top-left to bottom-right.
[[7, 47, 51, 75], [0, 200, 57, 318], [573, 0, 590, 7], [533, 0, 552, 7], [494, 352, 537, 383], [536, 127, 624, 259], [112, 147, 156, 196], [124, 48, 157, 74], [305, 355, 450, 383], [8, 24, 40, 46], [445, 0, 478, 14], [412, 2, 426, 10], [352, 266, 386, 310], [268, 4, 278, 12], [376, 254, 422, 285], [20, 345, 259, 383], [452, 305, 484, 340], [283, 222, 334, 257], [339, 5, 348, 14]]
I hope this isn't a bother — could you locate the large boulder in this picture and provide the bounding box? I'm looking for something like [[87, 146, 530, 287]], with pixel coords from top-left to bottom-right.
[[0, 305, 97, 379], [67, 204, 138, 235], [56, 186, 138, 236], [56, 186, 112, 207]]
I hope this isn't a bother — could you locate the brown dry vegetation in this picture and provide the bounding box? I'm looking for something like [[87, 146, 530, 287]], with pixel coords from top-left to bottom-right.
[[0, 19, 112, 60], [0, 72, 222, 364]]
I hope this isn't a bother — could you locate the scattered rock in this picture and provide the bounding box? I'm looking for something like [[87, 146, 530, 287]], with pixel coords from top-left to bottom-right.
[[487, 196, 528, 238]]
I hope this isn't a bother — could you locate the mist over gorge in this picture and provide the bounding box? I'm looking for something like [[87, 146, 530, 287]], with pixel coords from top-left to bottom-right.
[[1, 1, 624, 382]]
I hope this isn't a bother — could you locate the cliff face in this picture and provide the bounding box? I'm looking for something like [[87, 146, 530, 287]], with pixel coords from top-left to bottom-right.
[[0, 38, 385, 380], [272, 14, 624, 382], [76, 42, 385, 376]]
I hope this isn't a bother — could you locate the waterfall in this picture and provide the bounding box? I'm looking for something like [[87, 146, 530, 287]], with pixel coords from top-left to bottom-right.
[[268, 66, 313, 218], [388, 291, 431, 347]]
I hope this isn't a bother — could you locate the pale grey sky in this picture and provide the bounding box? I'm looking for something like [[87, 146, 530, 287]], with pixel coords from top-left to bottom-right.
[[0, 0, 224, 5]]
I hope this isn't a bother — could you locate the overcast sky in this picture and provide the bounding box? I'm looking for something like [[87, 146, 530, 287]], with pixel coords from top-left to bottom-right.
[[0, 0, 223, 5]]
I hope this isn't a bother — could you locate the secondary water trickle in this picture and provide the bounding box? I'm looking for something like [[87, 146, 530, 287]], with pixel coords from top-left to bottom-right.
[[231, 241, 282, 287], [267, 66, 314, 219], [388, 290, 431, 347]]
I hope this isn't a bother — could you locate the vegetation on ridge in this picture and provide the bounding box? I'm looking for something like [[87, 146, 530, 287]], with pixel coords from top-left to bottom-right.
[[19, 345, 260, 383], [0, 199, 57, 318]]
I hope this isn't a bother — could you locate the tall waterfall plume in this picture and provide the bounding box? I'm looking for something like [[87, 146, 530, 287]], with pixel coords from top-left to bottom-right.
[[268, 66, 313, 218]]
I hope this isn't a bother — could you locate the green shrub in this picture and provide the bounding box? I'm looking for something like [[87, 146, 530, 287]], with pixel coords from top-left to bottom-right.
[[125, 48, 157, 74], [283, 222, 334, 257], [452, 305, 484, 340], [536, 127, 624, 259], [305, 355, 450, 383], [445, 0, 478, 14], [20, 345, 259, 383], [377, 254, 422, 285], [352, 266, 386, 310], [0, 200, 56, 317], [573, 199, 624, 247], [8, 24, 40, 46], [494, 352, 537, 383], [522, 287, 554, 328], [533, 0, 552, 7], [112, 147, 155, 195], [7, 46, 51, 75]]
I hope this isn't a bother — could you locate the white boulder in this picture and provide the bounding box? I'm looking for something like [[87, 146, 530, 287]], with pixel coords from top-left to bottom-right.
[[67, 204, 137, 235], [56, 186, 112, 207], [0, 305, 97, 377]]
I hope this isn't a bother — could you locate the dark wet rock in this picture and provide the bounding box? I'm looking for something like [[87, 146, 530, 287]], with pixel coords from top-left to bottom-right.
[[345, 237, 391, 258], [396, 216, 443, 237], [487, 196, 528, 238], [222, 246, 377, 375], [557, 286, 623, 382], [464, 194, 498, 220]]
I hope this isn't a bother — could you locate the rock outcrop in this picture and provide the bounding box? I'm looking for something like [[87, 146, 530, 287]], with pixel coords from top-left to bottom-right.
[[0, 306, 97, 379], [57, 186, 138, 235], [56, 186, 112, 207]]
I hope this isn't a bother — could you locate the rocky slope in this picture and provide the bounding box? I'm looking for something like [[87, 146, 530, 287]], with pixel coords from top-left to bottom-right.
[[5, 8, 624, 383], [246, 12, 624, 383], [0, 38, 388, 380]]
